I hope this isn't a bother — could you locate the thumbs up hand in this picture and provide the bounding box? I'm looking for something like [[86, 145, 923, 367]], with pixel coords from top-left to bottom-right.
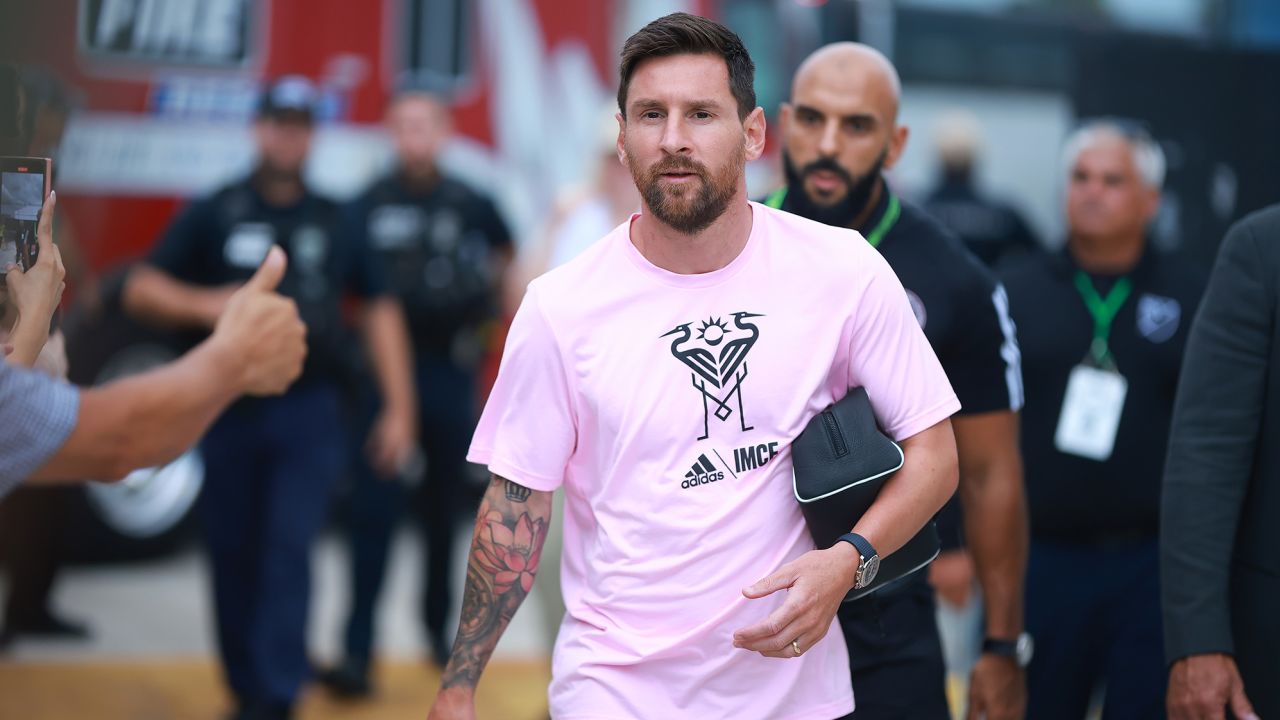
[[211, 246, 308, 396]]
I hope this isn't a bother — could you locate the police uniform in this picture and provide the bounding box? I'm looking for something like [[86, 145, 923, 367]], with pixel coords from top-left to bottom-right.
[[147, 174, 384, 714], [767, 184, 1022, 719], [1000, 244, 1204, 719], [337, 171, 511, 670]]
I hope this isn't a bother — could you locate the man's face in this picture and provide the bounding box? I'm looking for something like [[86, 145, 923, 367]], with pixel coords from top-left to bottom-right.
[[780, 66, 904, 222], [388, 95, 450, 171], [253, 115, 313, 176], [619, 53, 763, 235], [1065, 136, 1159, 242]]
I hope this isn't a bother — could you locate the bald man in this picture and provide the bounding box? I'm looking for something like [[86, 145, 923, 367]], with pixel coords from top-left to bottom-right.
[[767, 43, 1029, 720]]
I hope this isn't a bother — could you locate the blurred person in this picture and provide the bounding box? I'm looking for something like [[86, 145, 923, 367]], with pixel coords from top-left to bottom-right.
[[923, 110, 1040, 269], [123, 76, 416, 720], [317, 79, 512, 697], [1161, 204, 1280, 720], [429, 14, 960, 720], [0, 185, 82, 646], [1001, 120, 1205, 719], [0, 67, 96, 651], [767, 43, 1029, 720], [1, 196, 306, 496]]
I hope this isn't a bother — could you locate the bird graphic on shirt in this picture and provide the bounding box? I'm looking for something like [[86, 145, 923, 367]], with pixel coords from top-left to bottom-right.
[[662, 312, 763, 438]]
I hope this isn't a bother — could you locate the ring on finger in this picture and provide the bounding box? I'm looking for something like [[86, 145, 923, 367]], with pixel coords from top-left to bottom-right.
[[792, 639, 802, 656]]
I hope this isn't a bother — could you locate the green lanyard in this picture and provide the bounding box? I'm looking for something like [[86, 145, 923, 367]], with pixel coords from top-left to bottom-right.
[[762, 187, 901, 248], [1073, 271, 1132, 367]]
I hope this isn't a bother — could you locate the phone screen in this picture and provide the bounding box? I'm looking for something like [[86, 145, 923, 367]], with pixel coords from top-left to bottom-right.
[[0, 158, 48, 272]]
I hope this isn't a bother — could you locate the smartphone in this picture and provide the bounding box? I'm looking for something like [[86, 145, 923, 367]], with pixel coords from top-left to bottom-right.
[[0, 156, 51, 272]]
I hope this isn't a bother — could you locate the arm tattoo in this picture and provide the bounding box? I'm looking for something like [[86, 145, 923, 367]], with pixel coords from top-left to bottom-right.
[[440, 474, 551, 691], [504, 479, 531, 503]]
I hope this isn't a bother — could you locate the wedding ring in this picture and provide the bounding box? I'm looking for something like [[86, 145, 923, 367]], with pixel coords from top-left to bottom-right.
[[792, 640, 802, 656]]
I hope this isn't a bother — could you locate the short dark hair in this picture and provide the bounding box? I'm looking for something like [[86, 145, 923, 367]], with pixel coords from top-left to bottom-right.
[[617, 12, 756, 121]]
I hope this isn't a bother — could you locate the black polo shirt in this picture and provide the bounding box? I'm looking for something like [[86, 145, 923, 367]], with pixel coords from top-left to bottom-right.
[[1000, 243, 1205, 544], [149, 173, 385, 387], [769, 183, 1023, 549], [348, 172, 512, 361]]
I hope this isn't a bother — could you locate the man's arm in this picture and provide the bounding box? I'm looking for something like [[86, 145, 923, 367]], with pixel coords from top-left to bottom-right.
[[122, 264, 237, 331], [1162, 214, 1272, 720], [30, 247, 306, 483], [955, 410, 1027, 639], [430, 474, 553, 720], [360, 297, 417, 476], [954, 409, 1029, 720], [734, 418, 958, 658]]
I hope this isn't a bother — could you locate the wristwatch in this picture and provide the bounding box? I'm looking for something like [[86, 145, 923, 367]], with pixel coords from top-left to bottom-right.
[[983, 633, 1034, 668], [836, 532, 880, 589]]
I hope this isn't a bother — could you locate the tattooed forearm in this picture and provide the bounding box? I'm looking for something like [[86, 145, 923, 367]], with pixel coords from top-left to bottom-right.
[[439, 474, 552, 691]]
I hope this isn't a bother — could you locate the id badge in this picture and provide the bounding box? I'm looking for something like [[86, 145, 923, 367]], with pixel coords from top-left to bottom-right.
[[1054, 365, 1127, 461]]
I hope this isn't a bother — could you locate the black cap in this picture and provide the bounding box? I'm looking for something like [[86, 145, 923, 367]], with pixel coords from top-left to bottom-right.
[[257, 75, 319, 121]]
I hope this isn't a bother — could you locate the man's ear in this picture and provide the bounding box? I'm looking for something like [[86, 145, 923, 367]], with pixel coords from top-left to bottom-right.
[[616, 111, 627, 163], [743, 106, 767, 162], [883, 124, 910, 171]]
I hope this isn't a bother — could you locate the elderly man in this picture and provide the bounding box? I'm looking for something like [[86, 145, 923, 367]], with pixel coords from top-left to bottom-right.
[[1001, 121, 1206, 718]]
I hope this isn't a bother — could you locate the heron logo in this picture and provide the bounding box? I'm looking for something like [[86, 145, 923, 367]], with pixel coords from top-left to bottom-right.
[[662, 312, 763, 441]]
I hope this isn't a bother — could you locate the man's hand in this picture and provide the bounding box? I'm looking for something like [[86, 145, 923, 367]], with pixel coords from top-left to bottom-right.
[[732, 544, 857, 658], [968, 654, 1026, 720], [4, 191, 65, 365], [428, 686, 477, 720], [210, 246, 307, 396], [366, 405, 416, 478], [1168, 653, 1258, 720]]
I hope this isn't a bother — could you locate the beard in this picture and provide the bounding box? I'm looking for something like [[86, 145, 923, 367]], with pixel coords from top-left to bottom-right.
[[782, 147, 887, 229], [628, 141, 744, 235]]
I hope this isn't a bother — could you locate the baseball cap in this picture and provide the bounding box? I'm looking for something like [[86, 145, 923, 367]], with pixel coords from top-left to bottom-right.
[[257, 75, 319, 121]]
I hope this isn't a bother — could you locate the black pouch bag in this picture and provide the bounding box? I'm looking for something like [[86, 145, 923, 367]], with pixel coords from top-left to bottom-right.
[[791, 387, 941, 602]]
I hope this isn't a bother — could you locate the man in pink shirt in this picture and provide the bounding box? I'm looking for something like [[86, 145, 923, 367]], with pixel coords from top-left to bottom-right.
[[428, 13, 960, 720]]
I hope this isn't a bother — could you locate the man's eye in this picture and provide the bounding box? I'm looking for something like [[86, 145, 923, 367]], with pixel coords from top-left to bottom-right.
[[642, 111, 663, 120], [693, 111, 712, 120]]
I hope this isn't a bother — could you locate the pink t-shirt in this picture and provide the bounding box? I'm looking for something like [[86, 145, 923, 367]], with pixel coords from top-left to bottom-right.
[[469, 202, 959, 719]]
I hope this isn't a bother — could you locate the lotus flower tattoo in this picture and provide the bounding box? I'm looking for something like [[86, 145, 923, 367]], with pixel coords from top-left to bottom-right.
[[473, 509, 547, 595]]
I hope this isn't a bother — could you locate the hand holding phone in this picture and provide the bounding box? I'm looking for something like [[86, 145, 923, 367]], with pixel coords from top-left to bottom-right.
[[1, 156, 52, 272], [3, 190, 64, 366]]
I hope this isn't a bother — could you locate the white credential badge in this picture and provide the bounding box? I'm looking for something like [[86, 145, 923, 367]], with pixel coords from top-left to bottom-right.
[[1054, 364, 1127, 461]]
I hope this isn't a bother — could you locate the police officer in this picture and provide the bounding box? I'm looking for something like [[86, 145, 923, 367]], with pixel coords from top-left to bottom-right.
[[123, 76, 416, 720], [768, 43, 1030, 719], [1001, 120, 1205, 719], [318, 79, 513, 697]]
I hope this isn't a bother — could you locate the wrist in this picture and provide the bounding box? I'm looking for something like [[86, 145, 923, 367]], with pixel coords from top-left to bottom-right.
[[827, 540, 861, 588], [200, 333, 249, 395]]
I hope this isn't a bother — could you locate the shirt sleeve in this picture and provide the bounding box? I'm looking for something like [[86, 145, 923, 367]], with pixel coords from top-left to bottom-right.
[[848, 251, 961, 441], [466, 284, 577, 491], [0, 363, 80, 498], [148, 199, 212, 281], [940, 263, 1025, 415]]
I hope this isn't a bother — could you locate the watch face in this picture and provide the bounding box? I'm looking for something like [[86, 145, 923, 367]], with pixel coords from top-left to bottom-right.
[[1016, 633, 1035, 667], [860, 555, 880, 588]]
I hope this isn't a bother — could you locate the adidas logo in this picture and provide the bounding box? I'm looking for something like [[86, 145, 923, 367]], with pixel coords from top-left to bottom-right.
[[681, 453, 725, 489]]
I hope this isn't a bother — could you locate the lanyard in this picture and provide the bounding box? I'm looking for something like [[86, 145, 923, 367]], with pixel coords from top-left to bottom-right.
[[1073, 271, 1132, 367], [763, 187, 901, 248]]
